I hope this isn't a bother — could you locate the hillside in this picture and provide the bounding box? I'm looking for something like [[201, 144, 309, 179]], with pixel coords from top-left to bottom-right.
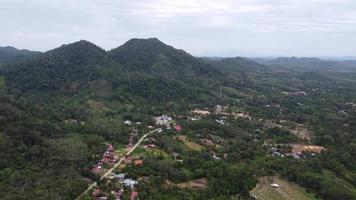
[[109, 38, 221, 79], [252, 57, 356, 72], [0, 46, 40, 65], [2, 39, 223, 108]]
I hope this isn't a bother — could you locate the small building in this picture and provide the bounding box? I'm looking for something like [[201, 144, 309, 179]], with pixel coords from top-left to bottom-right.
[[114, 173, 126, 181], [271, 183, 280, 188], [192, 109, 211, 116], [92, 188, 102, 197], [134, 160, 143, 167], [113, 189, 124, 200], [200, 139, 214, 146], [174, 125, 182, 132], [91, 165, 102, 174], [143, 144, 156, 148], [154, 115, 172, 126], [188, 116, 201, 121], [124, 120, 132, 126], [215, 119, 225, 125], [124, 179, 138, 189], [125, 156, 133, 164], [131, 191, 139, 200], [108, 144, 115, 152], [293, 91, 307, 96]]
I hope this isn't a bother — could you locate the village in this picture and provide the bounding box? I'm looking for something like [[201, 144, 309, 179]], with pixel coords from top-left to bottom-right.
[[80, 102, 327, 200]]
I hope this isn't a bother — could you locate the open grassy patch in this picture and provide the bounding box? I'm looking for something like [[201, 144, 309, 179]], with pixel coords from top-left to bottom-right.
[[250, 176, 318, 200], [177, 135, 204, 151]]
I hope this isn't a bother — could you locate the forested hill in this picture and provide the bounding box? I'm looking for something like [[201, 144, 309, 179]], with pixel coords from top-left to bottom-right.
[[109, 38, 222, 79], [252, 57, 356, 72], [2, 39, 231, 107], [0, 46, 40, 65]]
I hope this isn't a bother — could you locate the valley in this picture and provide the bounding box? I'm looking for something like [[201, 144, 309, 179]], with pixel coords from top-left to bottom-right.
[[0, 39, 355, 200]]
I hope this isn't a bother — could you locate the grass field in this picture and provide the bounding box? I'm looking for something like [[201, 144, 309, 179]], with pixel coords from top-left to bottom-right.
[[177, 135, 204, 151], [250, 176, 318, 200]]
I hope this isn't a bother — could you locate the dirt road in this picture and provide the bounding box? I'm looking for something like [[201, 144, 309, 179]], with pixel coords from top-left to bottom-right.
[[75, 128, 161, 200]]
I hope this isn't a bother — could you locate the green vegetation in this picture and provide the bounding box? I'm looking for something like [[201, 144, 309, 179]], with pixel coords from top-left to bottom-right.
[[0, 39, 356, 199]]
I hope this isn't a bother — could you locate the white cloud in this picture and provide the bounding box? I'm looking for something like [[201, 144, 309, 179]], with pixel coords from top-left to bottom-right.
[[0, 0, 355, 56]]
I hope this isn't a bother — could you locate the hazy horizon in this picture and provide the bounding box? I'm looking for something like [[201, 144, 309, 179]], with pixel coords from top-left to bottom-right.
[[1, 0, 356, 57]]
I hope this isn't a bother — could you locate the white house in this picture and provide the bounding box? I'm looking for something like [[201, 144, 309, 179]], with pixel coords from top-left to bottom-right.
[[124, 178, 138, 189], [124, 120, 132, 126], [154, 115, 172, 126]]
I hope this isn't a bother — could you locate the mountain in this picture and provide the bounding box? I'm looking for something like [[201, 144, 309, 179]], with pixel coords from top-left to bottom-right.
[[3, 39, 223, 107], [109, 38, 222, 79], [252, 57, 356, 72], [203, 57, 268, 73], [0, 46, 40, 65], [4, 40, 119, 97]]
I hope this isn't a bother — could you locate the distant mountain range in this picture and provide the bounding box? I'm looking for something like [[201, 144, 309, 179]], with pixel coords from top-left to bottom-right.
[[1, 39, 356, 107], [251, 57, 356, 72]]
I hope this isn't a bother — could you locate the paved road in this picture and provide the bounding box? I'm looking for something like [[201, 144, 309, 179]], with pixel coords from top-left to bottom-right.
[[75, 128, 161, 200]]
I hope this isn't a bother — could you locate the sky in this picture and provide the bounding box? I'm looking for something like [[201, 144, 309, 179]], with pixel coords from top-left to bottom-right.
[[1, 0, 356, 57]]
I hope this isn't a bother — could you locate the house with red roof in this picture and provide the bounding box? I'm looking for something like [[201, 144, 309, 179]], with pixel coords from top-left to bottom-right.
[[174, 125, 182, 132], [134, 159, 143, 167], [130, 191, 139, 200], [108, 144, 115, 152], [91, 165, 102, 174]]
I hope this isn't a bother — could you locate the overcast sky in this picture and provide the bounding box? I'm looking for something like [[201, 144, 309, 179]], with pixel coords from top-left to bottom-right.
[[1, 0, 356, 57]]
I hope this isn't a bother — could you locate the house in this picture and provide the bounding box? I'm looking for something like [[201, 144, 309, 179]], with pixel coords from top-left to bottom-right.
[[233, 111, 252, 120], [130, 191, 139, 200], [114, 173, 126, 181], [124, 179, 138, 189], [271, 183, 280, 188], [136, 121, 142, 125], [98, 197, 108, 200], [144, 137, 156, 142], [210, 151, 221, 160], [124, 120, 132, 126], [192, 109, 210, 116], [293, 91, 307, 96], [125, 156, 133, 164], [134, 160, 143, 167], [154, 115, 172, 126], [108, 144, 115, 152], [174, 125, 182, 132], [215, 119, 225, 125], [91, 165, 102, 174], [112, 189, 124, 200], [200, 139, 214, 146], [92, 188, 101, 197], [188, 116, 201, 121], [143, 144, 156, 149], [215, 105, 224, 114]]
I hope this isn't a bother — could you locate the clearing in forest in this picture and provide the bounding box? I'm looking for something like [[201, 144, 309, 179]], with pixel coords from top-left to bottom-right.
[[176, 178, 207, 189], [177, 135, 204, 151], [250, 176, 318, 200]]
